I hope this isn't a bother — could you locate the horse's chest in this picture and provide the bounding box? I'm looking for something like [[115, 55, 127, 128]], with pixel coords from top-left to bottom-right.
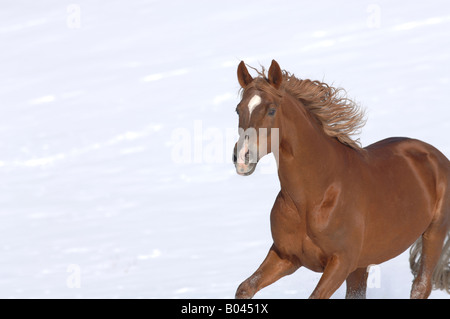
[[271, 209, 327, 272], [298, 234, 327, 272]]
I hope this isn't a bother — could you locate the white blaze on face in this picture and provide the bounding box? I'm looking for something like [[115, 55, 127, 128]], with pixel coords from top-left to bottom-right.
[[248, 94, 261, 117]]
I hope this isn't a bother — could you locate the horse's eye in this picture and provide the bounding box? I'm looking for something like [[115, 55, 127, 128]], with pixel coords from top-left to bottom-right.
[[268, 108, 276, 116]]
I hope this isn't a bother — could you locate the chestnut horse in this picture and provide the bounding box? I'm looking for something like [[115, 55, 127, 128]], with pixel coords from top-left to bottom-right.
[[232, 60, 450, 299]]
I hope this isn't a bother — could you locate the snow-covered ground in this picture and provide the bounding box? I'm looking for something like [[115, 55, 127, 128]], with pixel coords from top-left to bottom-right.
[[1, 0, 449, 298]]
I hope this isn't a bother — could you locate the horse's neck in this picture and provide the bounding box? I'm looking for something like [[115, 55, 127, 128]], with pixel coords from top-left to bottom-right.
[[276, 95, 350, 205]]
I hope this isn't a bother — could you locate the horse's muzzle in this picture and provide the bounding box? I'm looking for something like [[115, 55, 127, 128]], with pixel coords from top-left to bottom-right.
[[233, 146, 258, 176]]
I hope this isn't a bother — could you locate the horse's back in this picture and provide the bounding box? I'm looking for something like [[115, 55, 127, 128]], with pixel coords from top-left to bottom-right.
[[365, 137, 449, 173], [364, 136, 450, 209]]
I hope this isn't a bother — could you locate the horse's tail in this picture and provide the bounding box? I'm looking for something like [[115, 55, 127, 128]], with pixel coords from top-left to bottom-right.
[[409, 231, 450, 293]]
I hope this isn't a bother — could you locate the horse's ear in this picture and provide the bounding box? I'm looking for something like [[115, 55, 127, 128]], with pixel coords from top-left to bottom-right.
[[268, 59, 283, 89], [237, 61, 253, 88]]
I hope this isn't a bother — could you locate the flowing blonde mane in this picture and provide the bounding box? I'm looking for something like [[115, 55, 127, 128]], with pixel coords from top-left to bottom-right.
[[244, 66, 366, 151]]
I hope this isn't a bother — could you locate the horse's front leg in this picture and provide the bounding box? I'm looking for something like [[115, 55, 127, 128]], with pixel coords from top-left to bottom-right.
[[235, 244, 300, 299], [345, 267, 368, 299], [309, 254, 353, 299]]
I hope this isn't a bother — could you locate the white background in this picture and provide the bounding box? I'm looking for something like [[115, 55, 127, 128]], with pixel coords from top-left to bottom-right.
[[0, 0, 449, 298]]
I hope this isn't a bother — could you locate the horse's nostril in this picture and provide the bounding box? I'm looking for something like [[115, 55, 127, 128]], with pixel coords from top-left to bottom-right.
[[233, 152, 237, 163], [245, 151, 250, 164]]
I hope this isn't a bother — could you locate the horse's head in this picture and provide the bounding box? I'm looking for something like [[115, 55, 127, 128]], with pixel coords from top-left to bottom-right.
[[233, 60, 283, 176]]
